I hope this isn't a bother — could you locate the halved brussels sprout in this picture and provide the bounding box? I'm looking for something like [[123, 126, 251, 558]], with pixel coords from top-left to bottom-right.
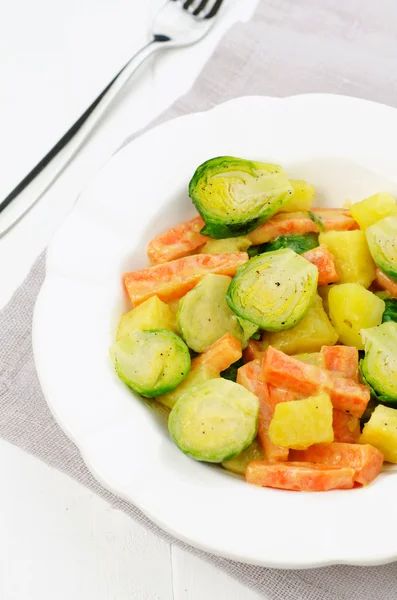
[[226, 248, 318, 331], [360, 322, 397, 405], [366, 215, 397, 282], [110, 329, 190, 398], [254, 233, 319, 256], [177, 274, 257, 352], [189, 157, 293, 238], [168, 378, 259, 462]]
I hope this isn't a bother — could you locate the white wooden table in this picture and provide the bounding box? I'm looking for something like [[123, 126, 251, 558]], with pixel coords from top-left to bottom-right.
[[0, 1, 264, 598]]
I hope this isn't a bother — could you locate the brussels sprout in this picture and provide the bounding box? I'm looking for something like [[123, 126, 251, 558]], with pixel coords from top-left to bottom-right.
[[360, 322, 397, 405], [254, 233, 319, 256], [226, 248, 318, 332], [189, 157, 293, 238], [366, 215, 397, 282], [177, 274, 256, 352], [382, 297, 397, 323], [168, 378, 259, 462], [110, 329, 190, 398]]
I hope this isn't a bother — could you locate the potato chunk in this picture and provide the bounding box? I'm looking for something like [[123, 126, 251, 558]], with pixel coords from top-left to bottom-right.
[[318, 230, 376, 288], [360, 405, 397, 463], [269, 392, 334, 450], [350, 192, 397, 230], [116, 296, 177, 340], [280, 180, 315, 212], [328, 283, 385, 349], [260, 295, 338, 355]]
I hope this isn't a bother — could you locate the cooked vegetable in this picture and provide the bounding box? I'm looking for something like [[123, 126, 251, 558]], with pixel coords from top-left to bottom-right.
[[281, 180, 315, 212], [222, 439, 265, 475], [293, 352, 324, 367], [317, 283, 334, 315], [220, 358, 245, 382], [302, 245, 339, 286], [177, 274, 255, 352], [168, 378, 259, 462], [375, 268, 397, 298], [237, 360, 289, 462], [124, 252, 248, 306], [318, 230, 376, 288], [269, 392, 334, 450], [360, 322, 397, 404], [290, 443, 383, 485], [147, 216, 209, 264], [366, 215, 397, 282], [246, 461, 355, 491], [328, 283, 385, 349], [158, 333, 242, 409], [381, 296, 397, 323], [260, 295, 337, 355], [255, 233, 319, 255], [200, 236, 251, 254], [261, 346, 370, 417], [243, 339, 266, 362], [226, 249, 318, 332], [350, 192, 397, 230], [360, 404, 397, 463], [111, 329, 190, 398], [320, 345, 359, 382], [332, 410, 361, 443], [189, 157, 293, 238], [116, 296, 178, 341], [247, 208, 358, 245]]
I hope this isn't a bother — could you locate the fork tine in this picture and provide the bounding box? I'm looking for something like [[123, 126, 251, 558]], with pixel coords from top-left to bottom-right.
[[182, 0, 195, 8], [191, 0, 210, 16], [203, 0, 224, 19]]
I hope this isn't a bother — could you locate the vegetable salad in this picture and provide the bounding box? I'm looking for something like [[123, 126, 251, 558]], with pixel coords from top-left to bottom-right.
[[111, 156, 397, 492]]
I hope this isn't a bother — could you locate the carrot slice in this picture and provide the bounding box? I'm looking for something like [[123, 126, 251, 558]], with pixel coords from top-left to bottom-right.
[[246, 460, 355, 491], [124, 252, 248, 306], [302, 244, 339, 286], [147, 216, 209, 264], [290, 443, 384, 486], [247, 208, 358, 245], [375, 268, 397, 298], [260, 346, 370, 417], [237, 361, 289, 462], [320, 345, 359, 382], [192, 333, 242, 373], [243, 339, 266, 362], [332, 409, 361, 443]]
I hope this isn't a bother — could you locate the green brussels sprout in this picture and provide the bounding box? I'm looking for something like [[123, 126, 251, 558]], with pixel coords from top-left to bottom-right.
[[177, 274, 258, 353], [360, 321, 397, 405], [253, 233, 319, 256], [226, 248, 318, 332], [110, 329, 190, 398], [189, 156, 293, 238], [168, 378, 259, 462], [381, 296, 397, 324], [366, 215, 397, 282]]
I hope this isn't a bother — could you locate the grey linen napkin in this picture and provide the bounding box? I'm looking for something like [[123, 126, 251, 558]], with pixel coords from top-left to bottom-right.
[[2, 1, 397, 597]]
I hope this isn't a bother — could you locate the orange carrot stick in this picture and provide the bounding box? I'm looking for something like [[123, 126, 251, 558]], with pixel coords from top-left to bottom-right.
[[124, 252, 248, 306], [260, 346, 370, 417], [302, 244, 339, 286], [375, 268, 397, 298], [320, 345, 359, 382], [247, 208, 358, 245], [147, 216, 209, 264], [192, 333, 242, 373], [246, 461, 355, 491], [290, 443, 384, 486]]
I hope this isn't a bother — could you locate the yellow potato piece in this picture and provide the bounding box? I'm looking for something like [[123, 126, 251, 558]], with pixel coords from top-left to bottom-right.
[[157, 365, 216, 409], [292, 352, 324, 367], [116, 295, 178, 340], [261, 295, 337, 355], [350, 192, 397, 230], [328, 283, 385, 349], [269, 393, 334, 450], [222, 439, 265, 475], [318, 230, 376, 288], [360, 405, 397, 463], [200, 236, 251, 254], [281, 180, 315, 212]]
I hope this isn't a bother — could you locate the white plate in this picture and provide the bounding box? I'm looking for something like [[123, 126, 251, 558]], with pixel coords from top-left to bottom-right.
[[33, 94, 397, 569]]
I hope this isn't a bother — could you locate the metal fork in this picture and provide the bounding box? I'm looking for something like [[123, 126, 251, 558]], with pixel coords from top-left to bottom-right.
[[0, 0, 224, 238]]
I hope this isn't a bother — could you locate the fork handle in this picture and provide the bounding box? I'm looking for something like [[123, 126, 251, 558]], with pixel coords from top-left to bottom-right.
[[0, 37, 166, 238]]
